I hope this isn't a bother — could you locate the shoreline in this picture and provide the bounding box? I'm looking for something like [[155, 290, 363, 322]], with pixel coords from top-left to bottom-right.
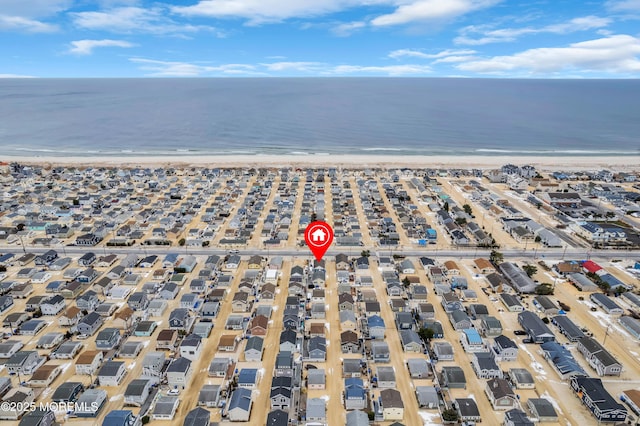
[[2, 154, 639, 171]]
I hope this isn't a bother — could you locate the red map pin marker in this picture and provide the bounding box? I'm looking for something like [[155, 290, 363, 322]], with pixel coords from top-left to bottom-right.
[[304, 221, 334, 261]]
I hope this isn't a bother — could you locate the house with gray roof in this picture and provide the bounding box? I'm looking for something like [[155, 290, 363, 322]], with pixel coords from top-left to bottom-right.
[[518, 311, 555, 343], [98, 361, 127, 386], [6, 351, 45, 375], [491, 335, 518, 362], [416, 386, 439, 409], [407, 358, 430, 379], [472, 352, 502, 379], [74, 389, 107, 418], [124, 379, 153, 407], [151, 396, 180, 421], [442, 366, 466, 389], [183, 407, 211, 426], [509, 368, 535, 389], [244, 336, 264, 362], [167, 357, 192, 388], [577, 336, 622, 376], [499, 262, 537, 293], [346, 410, 369, 426], [198, 384, 221, 408], [527, 398, 558, 423]]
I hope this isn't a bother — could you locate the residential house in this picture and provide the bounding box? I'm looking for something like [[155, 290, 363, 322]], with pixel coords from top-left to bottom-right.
[[344, 378, 367, 410], [166, 357, 192, 388], [41, 295, 65, 315], [77, 312, 104, 337], [75, 350, 103, 375], [570, 376, 627, 423], [227, 388, 253, 422], [485, 378, 518, 410], [95, 328, 121, 351], [577, 336, 622, 376], [380, 389, 404, 421], [491, 335, 519, 362], [518, 311, 555, 343], [98, 361, 127, 386], [244, 336, 264, 362], [124, 379, 154, 407], [179, 334, 203, 361], [341, 331, 360, 354], [472, 352, 503, 379]]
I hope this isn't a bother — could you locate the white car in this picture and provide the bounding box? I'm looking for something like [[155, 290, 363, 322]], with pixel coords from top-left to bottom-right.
[[167, 388, 180, 396]]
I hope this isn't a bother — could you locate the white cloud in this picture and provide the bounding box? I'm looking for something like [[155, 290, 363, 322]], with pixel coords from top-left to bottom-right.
[[606, 0, 640, 12], [457, 35, 640, 74], [71, 6, 218, 35], [130, 57, 433, 76], [433, 55, 477, 63], [130, 58, 260, 77], [0, 0, 71, 18], [172, 0, 383, 24], [332, 21, 366, 36], [69, 39, 135, 55], [261, 62, 324, 71], [0, 14, 58, 32], [329, 64, 432, 75], [456, 15, 612, 45], [371, 0, 499, 27], [389, 48, 476, 59], [0, 73, 36, 78]]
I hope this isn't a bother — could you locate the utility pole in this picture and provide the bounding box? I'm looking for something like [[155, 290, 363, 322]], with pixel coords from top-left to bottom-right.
[[602, 324, 612, 346]]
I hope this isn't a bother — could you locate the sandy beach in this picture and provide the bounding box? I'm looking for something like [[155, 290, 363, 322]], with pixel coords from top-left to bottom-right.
[[4, 154, 639, 171]]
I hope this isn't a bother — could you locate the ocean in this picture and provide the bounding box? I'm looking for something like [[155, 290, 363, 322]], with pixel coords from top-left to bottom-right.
[[1, 78, 639, 157]]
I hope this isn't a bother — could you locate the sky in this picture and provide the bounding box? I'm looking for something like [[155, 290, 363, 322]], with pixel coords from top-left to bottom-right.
[[1, 0, 640, 78]]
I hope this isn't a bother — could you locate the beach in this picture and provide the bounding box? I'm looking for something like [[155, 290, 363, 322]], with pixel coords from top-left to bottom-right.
[[5, 154, 639, 171]]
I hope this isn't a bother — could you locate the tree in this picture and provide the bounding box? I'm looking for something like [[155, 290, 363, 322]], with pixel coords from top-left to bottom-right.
[[455, 217, 467, 225], [463, 203, 473, 216], [418, 327, 435, 342], [141, 416, 150, 425], [541, 317, 550, 324], [442, 408, 459, 422], [489, 250, 504, 265], [535, 235, 541, 243], [310, 212, 317, 222], [402, 277, 411, 288], [360, 250, 370, 258], [535, 283, 554, 295], [522, 264, 538, 278], [443, 201, 449, 212], [178, 238, 185, 246]]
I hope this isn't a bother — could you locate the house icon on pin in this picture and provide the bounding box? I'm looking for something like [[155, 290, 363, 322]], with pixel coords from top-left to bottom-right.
[[311, 228, 326, 242]]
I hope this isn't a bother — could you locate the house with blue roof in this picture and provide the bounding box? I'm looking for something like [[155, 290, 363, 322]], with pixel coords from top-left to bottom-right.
[[227, 387, 252, 422], [344, 378, 367, 410], [162, 253, 179, 269], [238, 368, 259, 389], [461, 328, 487, 353], [102, 409, 138, 426], [541, 341, 586, 380], [368, 315, 385, 339]]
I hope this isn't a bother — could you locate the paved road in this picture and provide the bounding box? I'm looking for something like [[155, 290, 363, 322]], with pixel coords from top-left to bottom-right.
[[2, 244, 638, 261]]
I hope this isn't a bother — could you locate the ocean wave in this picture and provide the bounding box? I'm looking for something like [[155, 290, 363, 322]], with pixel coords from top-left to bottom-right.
[[360, 147, 405, 151], [475, 148, 636, 155]]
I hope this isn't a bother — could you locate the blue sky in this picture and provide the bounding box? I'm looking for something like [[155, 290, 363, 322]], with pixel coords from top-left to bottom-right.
[[1, 0, 640, 77]]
